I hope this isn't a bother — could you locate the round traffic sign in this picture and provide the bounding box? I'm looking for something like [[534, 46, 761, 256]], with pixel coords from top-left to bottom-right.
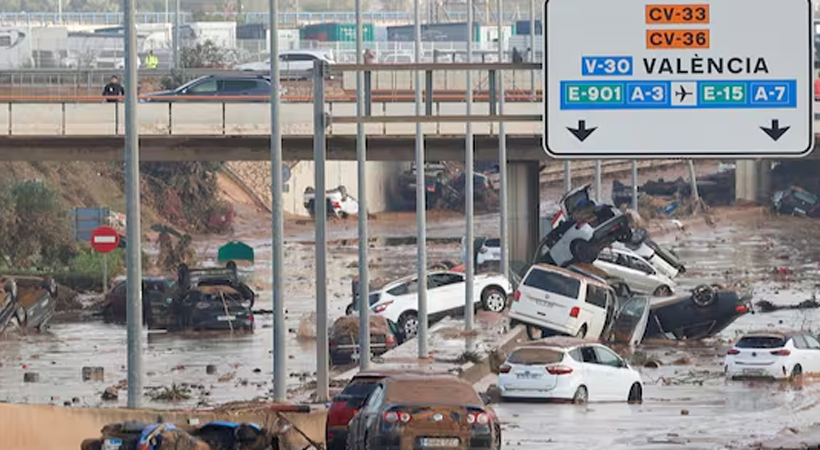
[[90, 226, 121, 253]]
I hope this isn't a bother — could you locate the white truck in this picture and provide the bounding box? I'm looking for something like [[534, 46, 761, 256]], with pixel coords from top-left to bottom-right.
[[303, 185, 359, 219]]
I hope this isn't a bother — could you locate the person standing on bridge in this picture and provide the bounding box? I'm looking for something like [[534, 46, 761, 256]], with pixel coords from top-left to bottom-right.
[[102, 75, 124, 103], [144, 50, 159, 69]]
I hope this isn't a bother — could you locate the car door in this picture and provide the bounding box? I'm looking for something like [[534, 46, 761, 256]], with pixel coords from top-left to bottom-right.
[[220, 79, 264, 100], [427, 272, 465, 315], [353, 383, 385, 448], [577, 345, 608, 401], [628, 256, 661, 293], [181, 77, 218, 101], [605, 296, 650, 347], [592, 345, 630, 401], [801, 334, 820, 373]]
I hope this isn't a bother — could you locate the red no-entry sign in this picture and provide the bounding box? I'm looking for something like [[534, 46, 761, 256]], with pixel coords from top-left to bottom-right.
[[90, 226, 120, 253]]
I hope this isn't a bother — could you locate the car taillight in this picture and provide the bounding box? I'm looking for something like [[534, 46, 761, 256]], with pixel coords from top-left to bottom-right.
[[547, 366, 573, 375], [727, 348, 740, 355], [575, 222, 586, 229], [329, 340, 338, 348], [513, 290, 521, 302], [499, 364, 511, 373], [466, 412, 490, 425], [386, 334, 396, 346], [569, 306, 580, 318], [735, 305, 748, 314], [771, 349, 791, 356], [373, 300, 393, 313], [332, 201, 341, 209], [248, 314, 254, 323], [383, 411, 411, 423]]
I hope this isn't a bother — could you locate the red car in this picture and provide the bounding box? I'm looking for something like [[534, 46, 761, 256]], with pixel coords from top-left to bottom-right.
[[326, 372, 391, 450]]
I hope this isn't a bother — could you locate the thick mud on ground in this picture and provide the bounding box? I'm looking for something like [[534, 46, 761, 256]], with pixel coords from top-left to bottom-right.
[[498, 213, 820, 449]]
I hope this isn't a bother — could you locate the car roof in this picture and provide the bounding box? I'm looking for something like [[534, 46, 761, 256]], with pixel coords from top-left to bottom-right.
[[352, 369, 451, 380], [381, 270, 463, 290], [530, 263, 610, 289], [381, 375, 482, 405], [740, 330, 802, 339]]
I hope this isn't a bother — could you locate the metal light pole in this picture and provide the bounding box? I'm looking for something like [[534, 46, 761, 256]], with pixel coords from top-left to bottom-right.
[[173, 0, 181, 69], [355, 0, 371, 371], [414, 0, 429, 358], [464, 0, 475, 332], [124, 0, 143, 409], [497, 0, 509, 279], [563, 161, 571, 192], [313, 60, 329, 403], [631, 160, 639, 211], [269, 0, 286, 403], [529, 0, 536, 100]]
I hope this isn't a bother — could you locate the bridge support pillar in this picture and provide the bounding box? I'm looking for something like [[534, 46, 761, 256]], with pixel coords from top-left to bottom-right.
[[735, 160, 772, 203], [508, 160, 541, 265]]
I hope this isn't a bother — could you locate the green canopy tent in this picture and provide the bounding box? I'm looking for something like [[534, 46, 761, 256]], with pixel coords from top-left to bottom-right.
[[218, 241, 254, 264]]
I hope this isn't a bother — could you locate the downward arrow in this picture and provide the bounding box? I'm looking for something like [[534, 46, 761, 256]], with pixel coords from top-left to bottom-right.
[[566, 120, 597, 142], [760, 119, 790, 141]]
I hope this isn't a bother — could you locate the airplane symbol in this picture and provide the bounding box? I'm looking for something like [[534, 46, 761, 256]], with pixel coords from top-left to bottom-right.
[[675, 85, 691, 102]]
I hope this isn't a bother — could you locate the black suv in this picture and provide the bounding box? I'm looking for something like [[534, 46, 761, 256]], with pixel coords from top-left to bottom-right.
[[142, 74, 281, 102]]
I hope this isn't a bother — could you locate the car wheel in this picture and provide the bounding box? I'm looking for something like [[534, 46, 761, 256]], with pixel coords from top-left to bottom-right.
[[570, 239, 598, 264], [526, 324, 547, 340], [345, 303, 355, 315], [791, 365, 803, 382], [481, 287, 507, 313], [653, 285, 672, 297], [399, 311, 419, 338], [340, 212, 349, 219], [691, 284, 716, 307], [572, 385, 588, 404], [574, 325, 588, 338], [627, 383, 643, 403]]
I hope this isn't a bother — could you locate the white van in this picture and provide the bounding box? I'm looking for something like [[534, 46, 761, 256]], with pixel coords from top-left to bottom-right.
[[509, 264, 616, 340]]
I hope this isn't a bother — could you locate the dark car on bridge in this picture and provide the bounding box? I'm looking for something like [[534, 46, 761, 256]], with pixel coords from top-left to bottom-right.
[[141, 74, 285, 102]]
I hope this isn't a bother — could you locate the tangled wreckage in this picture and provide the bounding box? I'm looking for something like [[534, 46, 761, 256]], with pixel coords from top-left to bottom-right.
[[515, 184, 751, 344], [101, 262, 256, 333], [0, 276, 57, 336]]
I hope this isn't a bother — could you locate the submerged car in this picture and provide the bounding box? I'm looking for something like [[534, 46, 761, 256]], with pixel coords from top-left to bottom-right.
[[329, 315, 404, 366], [724, 330, 820, 380], [304, 185, 359, 219], [0, 276, 57, 335], [345, 270, 512, 337], [101, 276, 176, 326], [173, 263, 256, 332], [346, 374, 502, 450], [498, 338, 643, 403], [538, 184, 632, 267], [772, 185, 820, 218]]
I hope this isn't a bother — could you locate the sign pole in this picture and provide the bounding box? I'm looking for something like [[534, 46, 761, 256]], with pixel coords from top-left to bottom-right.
[[103, 253, 108, 293]]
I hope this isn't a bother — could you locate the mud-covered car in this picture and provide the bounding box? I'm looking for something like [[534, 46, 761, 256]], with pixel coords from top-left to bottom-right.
[[539, 184, 632, 267], [772, 185, 820, 218], [304, 185, 359, 219], [346, 374, 502, 450], [100, 276, 176, 327], [0, 276, 57, 335], [329, 315, 404, 366], [80, 419, 285, 450], [615, 282, 752, 340], [171, 263, 256, 332]]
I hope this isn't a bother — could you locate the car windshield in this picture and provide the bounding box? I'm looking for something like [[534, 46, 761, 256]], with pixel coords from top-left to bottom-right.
[[338, 378, 381, 401], [507, 348, 564, 365], [736, 336, 788, 348], [484, 238, 500, 247], [523, 269, 581, 298]]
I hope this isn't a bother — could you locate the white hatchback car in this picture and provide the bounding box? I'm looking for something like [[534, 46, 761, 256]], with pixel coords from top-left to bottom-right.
[[477, 237, 501, 266], [498, 338, 644, 403], [725, 331, 820, 380], [594, 247, 677, 296], [347, 270, 512, 337]]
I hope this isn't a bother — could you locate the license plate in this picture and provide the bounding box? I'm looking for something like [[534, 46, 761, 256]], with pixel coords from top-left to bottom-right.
[[102, 439, 123, 450], [421, 437, 459, 447], [217, 315, 236, 321], [516, 372, 542, 379], [743, 369, 765, 376], [534, 299, 551, 307]]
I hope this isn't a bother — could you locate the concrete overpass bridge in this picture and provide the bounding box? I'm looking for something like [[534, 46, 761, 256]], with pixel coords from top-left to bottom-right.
[[0, 100, 813, 261]]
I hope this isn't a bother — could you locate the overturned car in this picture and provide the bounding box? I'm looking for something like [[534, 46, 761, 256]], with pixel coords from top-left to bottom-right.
[[170, 263, 256, 332], [0, 276, 57, 336]]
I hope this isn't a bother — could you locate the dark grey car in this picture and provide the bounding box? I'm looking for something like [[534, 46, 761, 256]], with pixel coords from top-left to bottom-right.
[[142, 75, 283, 102]]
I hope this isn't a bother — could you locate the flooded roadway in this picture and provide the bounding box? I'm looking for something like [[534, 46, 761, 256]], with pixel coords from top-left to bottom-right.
[[3, 209, 820, 448]]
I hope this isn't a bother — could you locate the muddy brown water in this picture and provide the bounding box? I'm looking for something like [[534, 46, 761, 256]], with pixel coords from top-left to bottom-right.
[[3, 207, 820, 448]]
